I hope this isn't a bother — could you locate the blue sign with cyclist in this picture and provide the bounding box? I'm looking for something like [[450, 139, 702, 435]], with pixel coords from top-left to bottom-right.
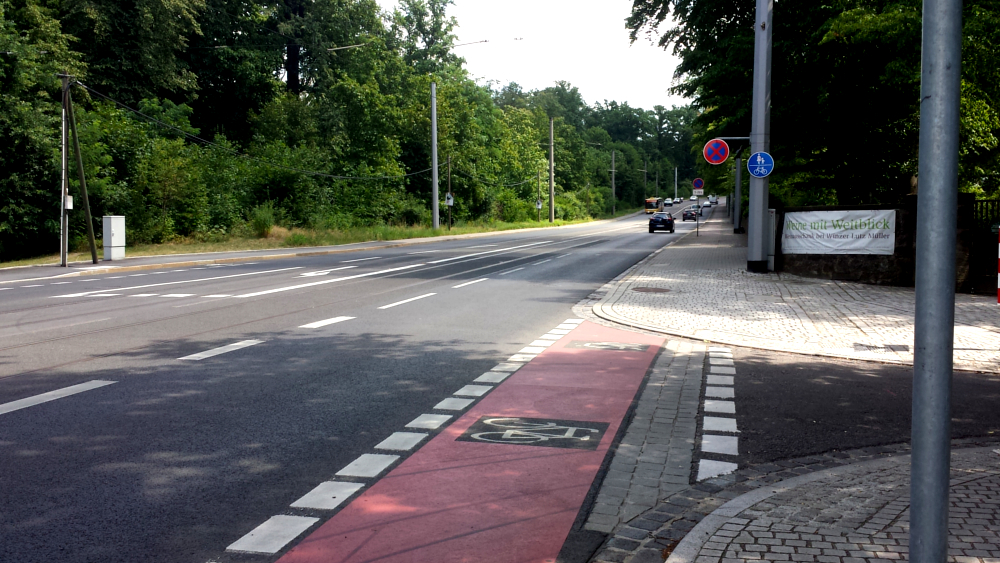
[[748, 152, 774, 178]]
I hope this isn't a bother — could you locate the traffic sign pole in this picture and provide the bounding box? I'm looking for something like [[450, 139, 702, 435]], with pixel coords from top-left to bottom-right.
[[747, 0, 773, 273]]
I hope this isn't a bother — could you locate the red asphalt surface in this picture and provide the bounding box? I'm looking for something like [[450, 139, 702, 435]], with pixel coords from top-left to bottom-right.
[[278, 321, 664, 563]]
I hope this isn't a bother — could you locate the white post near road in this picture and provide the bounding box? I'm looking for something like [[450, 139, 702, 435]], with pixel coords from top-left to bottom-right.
[[747, 0, 773, 272], [430, 82, 440, 230]]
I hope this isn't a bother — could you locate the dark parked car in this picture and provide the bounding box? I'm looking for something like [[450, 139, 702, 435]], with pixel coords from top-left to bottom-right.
[[682, 207, 698, 221], [649, 212, 675, 233]]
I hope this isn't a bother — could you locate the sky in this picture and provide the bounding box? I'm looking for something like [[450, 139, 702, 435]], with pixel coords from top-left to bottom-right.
[[374, 0, 690, 111]]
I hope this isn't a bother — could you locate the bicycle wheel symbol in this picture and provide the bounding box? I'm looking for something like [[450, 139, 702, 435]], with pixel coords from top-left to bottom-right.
[[457, 416, 610, 450]]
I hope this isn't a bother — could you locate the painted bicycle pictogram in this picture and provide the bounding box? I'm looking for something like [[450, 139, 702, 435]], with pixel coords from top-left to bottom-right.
[[457, 416, 610, 450]]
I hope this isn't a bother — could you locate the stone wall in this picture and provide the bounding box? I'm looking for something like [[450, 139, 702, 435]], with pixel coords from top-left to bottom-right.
[[776, 194, 975, 289]]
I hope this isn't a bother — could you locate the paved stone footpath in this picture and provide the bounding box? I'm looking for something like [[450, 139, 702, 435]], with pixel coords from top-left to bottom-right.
[[588, 440, 1000, 563], [592, 211, 1000, 374]]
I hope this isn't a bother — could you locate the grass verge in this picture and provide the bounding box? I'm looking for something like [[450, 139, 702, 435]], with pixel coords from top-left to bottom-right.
[[1, 210, 641, 269]]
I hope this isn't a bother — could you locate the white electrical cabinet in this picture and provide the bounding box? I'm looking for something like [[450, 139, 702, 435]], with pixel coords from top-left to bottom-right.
[[102, 215, 125, 260]]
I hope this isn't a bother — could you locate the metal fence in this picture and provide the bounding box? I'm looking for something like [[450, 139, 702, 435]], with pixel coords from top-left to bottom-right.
[[973, 199, 1000, 229]]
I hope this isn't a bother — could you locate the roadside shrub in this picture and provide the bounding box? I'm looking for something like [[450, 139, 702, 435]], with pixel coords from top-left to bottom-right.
[[250, 201, 276, 238]]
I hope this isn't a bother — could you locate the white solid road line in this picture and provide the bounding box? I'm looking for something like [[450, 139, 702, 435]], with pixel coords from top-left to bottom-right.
[[0, 380, 116, 416], [290, 481, 364, 510], [428, 241, 550, 264], [56, 267, 303, 298], [226, 515, 319, 554], [178, 340, 264, 361], [452, 278, 488, 288], [299, 316, 355, 329], [341, 256, 381, 263], [131, 294, 158, 297], [377, 293, 436, 310], [336, 453, 399, 478], [161, 294, 195, 298], [236, 264, 424, 298]]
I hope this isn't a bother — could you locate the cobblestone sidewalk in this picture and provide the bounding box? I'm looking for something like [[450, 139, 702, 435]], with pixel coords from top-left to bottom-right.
[[592, 211, 1000, 373], [589, 442, 1000, 563]]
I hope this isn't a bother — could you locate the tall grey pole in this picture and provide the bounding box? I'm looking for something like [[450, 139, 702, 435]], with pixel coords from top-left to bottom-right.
[[734, 157, 742, 232], [644, 159, 648, 195], [549, 117, 555, 222], [910, 0, 962, 561], [655, 169, 659, 198], [611, 150, 616, 215], [746, 0, 773, 272], [430, 82, 440, 229], [674, 167, 678, 200], [60, 74, 69, 267]]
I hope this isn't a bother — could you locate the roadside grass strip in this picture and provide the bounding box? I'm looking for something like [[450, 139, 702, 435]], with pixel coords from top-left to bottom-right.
[[177, 340, 264, 361], [697, 346, 740, 481], [217, 316, 584, 559], [0, 380, 116, 416]]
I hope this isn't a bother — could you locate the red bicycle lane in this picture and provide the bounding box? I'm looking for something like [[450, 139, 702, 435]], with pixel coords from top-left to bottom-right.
[[277, 321, 664, 563]]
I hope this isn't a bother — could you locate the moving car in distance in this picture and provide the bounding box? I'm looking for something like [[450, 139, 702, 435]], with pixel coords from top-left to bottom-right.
[[682, 207, 698, 221], [674, 198, 682, 204], [649, 211, 675, 233], [689, 195, 698, 201], [644, 197, 665, 214], [708, 195, 718, 205], [663, 198, 673, 207]]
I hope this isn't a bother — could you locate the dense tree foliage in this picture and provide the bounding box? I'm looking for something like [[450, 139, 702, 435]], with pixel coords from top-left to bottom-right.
[[628, 0, 1000, 207], [0, 0, 694, 261]]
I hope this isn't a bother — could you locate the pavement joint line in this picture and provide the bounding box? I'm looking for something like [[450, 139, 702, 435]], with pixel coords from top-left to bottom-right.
[[177, 340, 264, 361], [0, 380, 117, 416], [377, 292, 437, 310]]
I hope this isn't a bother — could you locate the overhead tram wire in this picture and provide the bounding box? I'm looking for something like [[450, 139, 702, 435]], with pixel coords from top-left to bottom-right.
[[73, 82, 432, 182]]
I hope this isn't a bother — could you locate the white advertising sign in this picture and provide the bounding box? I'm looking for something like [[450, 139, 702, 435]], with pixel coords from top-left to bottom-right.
[[782, 210, 896, 255]]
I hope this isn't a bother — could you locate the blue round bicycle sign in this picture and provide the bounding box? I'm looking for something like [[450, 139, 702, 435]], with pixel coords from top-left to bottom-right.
[[747, 152, 774, 178]]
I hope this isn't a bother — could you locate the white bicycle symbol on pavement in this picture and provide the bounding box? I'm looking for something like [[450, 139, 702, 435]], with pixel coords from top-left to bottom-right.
[[468, 418, 601, 444]]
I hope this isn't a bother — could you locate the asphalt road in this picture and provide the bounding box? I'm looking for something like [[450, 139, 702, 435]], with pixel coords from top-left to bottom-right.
[[728, 346, 1000, 465], [0, 210, 700, 563]]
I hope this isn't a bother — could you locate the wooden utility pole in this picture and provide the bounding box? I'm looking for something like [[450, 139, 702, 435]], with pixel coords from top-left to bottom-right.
[[66, 86, 98, 263]]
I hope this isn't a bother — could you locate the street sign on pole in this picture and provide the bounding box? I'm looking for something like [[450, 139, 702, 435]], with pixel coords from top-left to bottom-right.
[[703, 139, 730, 165], [445, 193, 454, 207], [692, 178, 705, 196], [747, 152, 774, 178], [535, 199, 543, 210]]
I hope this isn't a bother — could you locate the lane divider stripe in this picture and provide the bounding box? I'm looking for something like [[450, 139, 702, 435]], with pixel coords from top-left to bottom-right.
[[377, 293, 436, 310], [55, 267, 304, 298], [0, 380, 116, 416], [237, 264, 424, 298], [299, 316, 355, 329], [178, 340, 263, 361], [452, 278, 488, 288]]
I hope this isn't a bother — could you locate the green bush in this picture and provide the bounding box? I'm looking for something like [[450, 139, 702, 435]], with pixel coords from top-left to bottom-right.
[[249, 201, 276, 238]]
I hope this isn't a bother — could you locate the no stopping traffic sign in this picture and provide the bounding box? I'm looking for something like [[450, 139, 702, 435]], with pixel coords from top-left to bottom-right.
[[703, 139, 730, 165]]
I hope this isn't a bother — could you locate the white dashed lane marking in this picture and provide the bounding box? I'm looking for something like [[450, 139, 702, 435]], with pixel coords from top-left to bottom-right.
[[377, 293, 436, 310], [453, 384, 492, 397], [0, 380, 116, 416], [236, 264, 422, 299], [498, 267, 524, 276], [433, 397, 475, 410], [374, 432, 427, 451], [290, 482, 364, 510], [226, 515, 319, 554], [162, 294, 195, 298], [178, 340, 263, 361], [452, 278, 488, 288], [56, 267, 302, 298], [341, 256, 381, 263], [335, 454, 399, 478], [474, 371, 510, 383], [406, 414, 451, 429], [697, 346, 740, 481], [299, 316, 355, 329]]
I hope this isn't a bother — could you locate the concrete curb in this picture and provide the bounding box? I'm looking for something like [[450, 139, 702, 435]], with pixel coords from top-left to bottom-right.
[[1, 212, 643, 285]]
